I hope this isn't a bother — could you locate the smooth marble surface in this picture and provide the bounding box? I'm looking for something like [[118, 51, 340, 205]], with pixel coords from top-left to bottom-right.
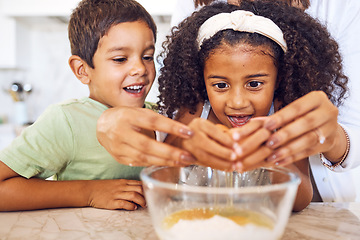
[[1, 202, 359, 240]]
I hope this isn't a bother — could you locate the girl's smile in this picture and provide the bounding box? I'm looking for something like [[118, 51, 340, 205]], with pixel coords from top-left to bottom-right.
[[204, 44, 278, 128], [227, 115, 252, 128]]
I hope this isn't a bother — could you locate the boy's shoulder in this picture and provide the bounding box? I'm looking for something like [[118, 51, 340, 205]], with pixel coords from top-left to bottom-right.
[[37, 98, 108, 124], [58, 97, 104, 107], [52, 98, 108, 112]]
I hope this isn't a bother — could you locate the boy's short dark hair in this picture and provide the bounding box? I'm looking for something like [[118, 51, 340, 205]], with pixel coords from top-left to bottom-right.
[[68, 0, 157, 68]]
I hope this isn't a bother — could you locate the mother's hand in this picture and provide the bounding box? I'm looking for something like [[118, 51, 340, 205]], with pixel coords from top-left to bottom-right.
[[97, 107, 195, 167], [229, 91, 346, 171], [262, 91, 344, 165]]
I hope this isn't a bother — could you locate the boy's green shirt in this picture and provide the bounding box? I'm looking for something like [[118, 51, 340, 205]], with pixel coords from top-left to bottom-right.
[[0, 97, 156, 181]]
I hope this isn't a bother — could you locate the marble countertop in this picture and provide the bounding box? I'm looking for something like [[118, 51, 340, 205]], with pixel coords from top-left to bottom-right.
[[1, 202, 360, 240]]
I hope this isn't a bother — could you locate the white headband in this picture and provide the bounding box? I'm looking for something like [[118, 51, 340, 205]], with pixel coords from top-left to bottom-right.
[[196, 10, 287, 52]]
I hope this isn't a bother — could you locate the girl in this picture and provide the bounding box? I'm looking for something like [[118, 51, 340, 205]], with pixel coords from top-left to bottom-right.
[[169, 0, 359, 203], [158, 0, 348, 211]]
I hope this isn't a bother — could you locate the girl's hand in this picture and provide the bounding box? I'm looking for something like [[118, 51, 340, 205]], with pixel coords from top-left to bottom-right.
[[87, 179, 146, 211], [97, 107, 195, 167], [228, 119, 274, 171], [261, 91, 343, 165], [180, 118, 236, 171]]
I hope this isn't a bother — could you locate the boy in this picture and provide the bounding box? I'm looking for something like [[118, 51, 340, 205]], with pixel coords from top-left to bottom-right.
[[0, 0, 157, 211]]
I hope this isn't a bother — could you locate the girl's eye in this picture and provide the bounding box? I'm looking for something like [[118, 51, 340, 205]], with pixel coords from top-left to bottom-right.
[[214, 82, 229, 89], [113, 57, 127, 63], [247, 81, 263, 89]]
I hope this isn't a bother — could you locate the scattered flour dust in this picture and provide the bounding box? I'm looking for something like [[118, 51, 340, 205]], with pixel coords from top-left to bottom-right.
[[157, 214, 280, 240]]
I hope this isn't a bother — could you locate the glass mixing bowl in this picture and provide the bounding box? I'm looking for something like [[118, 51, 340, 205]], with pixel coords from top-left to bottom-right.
[[140, 165, 300, 240]]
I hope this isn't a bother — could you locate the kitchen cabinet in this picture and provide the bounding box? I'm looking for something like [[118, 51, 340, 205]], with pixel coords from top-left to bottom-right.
[[0, 16, 17, 68], [0, 0, 78, 17], [0, 16, 30, 69], [0, 1, 80, 69], [0, 0, 176, 17], [0, 0, 176, 69]]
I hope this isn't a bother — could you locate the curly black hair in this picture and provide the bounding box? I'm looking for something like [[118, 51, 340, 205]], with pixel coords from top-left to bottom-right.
[[194, 0, 310, 9], [157, 0, 348, 119]]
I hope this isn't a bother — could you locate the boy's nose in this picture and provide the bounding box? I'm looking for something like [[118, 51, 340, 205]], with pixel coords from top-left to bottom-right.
[[129, 59, 146, 76]]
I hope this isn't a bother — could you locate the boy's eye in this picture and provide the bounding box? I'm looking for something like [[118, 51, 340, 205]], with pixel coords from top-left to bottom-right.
[[114, 57, 127, 63], [214, 82, 229, 89]]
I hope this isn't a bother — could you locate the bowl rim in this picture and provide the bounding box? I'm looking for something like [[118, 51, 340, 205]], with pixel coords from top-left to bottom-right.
[[140, 166, 300, 194]]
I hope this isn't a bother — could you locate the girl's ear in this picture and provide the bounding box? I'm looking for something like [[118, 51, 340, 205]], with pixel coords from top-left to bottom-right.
[[68, 55, 91, 85]]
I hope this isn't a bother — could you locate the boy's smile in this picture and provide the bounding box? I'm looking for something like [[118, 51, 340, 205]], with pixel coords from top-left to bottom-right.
[[86, 20, 156, 108], [204, 44, 278, 128]]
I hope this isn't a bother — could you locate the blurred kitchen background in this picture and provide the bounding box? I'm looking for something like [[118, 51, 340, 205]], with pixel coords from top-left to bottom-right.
[[0, 0, 175, 149]]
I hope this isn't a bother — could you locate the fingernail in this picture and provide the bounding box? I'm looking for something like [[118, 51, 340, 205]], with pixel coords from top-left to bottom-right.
[[233, 143, 242, 156], [267, 153, 280, 162], [180, 153, 196, 163], [264, 119, 277, 131], [235, 162, 243, 172], [232, 131, 241, 141], [231, 164, 236, 171], [274, 158, 290, 167], [231, 152, 237, 161], [266, 137, 279, 149], [179, 128, 194, 137]]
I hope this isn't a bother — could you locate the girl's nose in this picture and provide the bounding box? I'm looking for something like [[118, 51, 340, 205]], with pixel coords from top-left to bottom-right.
[[227, 91, 249, 109], [129, 59, 146, 76]]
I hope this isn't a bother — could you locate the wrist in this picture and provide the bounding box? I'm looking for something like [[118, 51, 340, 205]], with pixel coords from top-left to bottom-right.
[[76, 180, 96, 207], [321, 125, 350, 170]]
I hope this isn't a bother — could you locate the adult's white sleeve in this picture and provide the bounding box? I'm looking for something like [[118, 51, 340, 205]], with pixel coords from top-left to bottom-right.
[[308, 0, 360, 171], [170, 0, 197, 27]]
